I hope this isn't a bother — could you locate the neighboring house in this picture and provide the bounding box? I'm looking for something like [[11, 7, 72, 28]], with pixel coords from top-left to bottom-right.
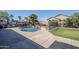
[[48, 14, 70, 27], [54, 14, 69, 21], [39, 21, 49, 30], [39, 21, 49, 26]]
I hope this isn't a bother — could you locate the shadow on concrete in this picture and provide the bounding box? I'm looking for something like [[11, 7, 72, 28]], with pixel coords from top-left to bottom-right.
[[0, 29, 44, 49], [48, 40, 79, 49], [0, 29, 79, 49]]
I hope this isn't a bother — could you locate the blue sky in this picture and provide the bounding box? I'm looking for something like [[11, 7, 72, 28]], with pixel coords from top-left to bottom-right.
[[3, 10, 79, 21]]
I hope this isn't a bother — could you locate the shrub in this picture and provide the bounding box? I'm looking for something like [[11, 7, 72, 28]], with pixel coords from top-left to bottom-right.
[[0, 25, 3, 29]]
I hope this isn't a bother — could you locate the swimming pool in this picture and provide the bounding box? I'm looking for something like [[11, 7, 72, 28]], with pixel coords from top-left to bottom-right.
[[21, 26, 39, 32]]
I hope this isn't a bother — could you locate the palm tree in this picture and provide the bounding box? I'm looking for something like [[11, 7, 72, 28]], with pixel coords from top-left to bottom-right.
[[18, 16, 21, 20], [12, 19, 15, 22], [25, 17, 28, 22], [10, 14, 14, 22], [18, 16, 22, 25], [29, 14, 38, 26], [25, 17, 28, 20], [24, 17, 28, 25], [5, 17, 10, 24]]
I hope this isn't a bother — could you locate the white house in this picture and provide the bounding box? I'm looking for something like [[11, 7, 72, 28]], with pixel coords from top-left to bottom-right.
[[48, 14, 70, 26]]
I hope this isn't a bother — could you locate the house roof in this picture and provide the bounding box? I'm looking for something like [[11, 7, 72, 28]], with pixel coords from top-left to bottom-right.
[[48, 14, 70, 21], [54, 14, 70, 18]]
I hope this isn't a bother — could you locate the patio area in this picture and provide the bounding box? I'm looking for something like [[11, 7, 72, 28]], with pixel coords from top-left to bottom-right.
[[0, 27, 79, 49]]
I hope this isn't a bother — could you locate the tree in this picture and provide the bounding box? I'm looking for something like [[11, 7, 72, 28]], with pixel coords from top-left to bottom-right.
[[18, 16, 21, 20], [48, 19, 59, 26], [0, 11, 10, 28], [73, 13, 79, 18], [12, 19, 15, 22], [10, 14, 14, 22], [64, 18, 73, 27], [25, 17, 28, 22], [48, 20, 53, 26], [72, 13, 79, 27], [24, 17, 29, 25], [10, 14, 14, 18], [25, 17, 28, 20], [0, 11, 9, 17], [6, 17, 10, 24], [0, 11, 9, 22], [29, 14, 38, 26]]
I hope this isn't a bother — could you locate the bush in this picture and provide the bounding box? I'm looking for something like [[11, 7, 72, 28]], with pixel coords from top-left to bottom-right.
[[55, 27, 59, 30]]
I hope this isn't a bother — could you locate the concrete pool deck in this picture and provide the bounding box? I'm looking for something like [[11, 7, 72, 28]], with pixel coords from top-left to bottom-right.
[[0, 27, 79, 49]]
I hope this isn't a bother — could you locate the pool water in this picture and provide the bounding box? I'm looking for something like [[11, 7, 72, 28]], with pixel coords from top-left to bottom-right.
[[21, 26, 39, 32]]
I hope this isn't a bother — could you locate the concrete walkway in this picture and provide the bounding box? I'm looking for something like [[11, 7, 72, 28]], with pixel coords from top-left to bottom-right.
[[9, 27, 79, 49]]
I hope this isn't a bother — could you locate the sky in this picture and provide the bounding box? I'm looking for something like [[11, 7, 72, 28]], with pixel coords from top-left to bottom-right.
[[2, 10, 79, 21]]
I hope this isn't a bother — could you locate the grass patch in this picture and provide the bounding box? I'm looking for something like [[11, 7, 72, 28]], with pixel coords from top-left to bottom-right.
[[50, 28, 79, 41]]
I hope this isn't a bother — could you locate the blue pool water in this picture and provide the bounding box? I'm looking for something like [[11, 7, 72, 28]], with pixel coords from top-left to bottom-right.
[[21, 26, 39, 32]]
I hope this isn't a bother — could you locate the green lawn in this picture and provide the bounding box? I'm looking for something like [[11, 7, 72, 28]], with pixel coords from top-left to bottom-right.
[[50, 28, 79, 41]]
